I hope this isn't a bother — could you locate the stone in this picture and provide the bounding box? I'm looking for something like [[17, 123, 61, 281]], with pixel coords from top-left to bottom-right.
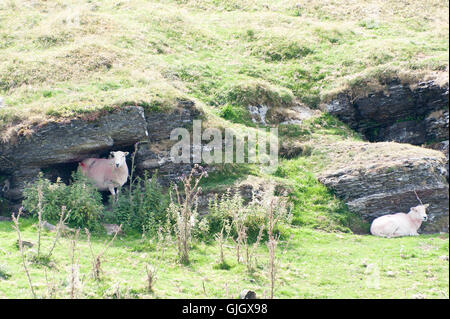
[[4, 168, 40, 201], [0, 106, 148, 173], [318, 143, 449, 233], [239, 289, 257, 299], [102, 223, 123, 235], [248, 105, 269, 124], [427, 140, 449, 181], [319, 79, 449, 233], [16, 240, 33, 248], [323, 80, 449, 145], [257, 103, 318, 125], [0, 100, 200, 204], [135, 100, 200, 184], [42, 221, 57, 232], [42, 220, 74, 233]]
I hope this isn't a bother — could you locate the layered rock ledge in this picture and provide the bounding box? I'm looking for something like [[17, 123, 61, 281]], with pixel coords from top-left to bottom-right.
[[322, 80, 449, 145], [318, 142, 449, 233], [0, 100, 199, 202]]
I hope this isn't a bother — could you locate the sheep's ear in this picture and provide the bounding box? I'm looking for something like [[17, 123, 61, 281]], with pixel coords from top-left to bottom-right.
[[125, 152, 129, 156], [424, 203, 430, 208]]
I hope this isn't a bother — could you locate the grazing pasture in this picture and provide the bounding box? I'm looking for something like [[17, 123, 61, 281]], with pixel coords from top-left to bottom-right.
[[0, 0, 448, 300], [0, 219, 448, 298]]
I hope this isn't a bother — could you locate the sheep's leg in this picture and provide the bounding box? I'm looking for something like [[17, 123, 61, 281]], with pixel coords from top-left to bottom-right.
[[108, 185, 117, 203]]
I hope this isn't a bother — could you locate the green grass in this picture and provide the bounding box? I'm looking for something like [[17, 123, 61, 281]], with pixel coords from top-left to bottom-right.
[[0, 0, 448, 136], [0, 0, 448, 299], [0, 219, 447, 298], [272, 157, 369, 233]]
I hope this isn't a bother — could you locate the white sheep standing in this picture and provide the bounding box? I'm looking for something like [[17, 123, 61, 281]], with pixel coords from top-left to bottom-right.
[[79, 151, 129, 200], [370, 204, 429, 238]]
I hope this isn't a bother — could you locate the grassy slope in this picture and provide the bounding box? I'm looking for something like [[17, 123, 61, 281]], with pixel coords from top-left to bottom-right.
[[0, 0, 448, 298], [0, 219, 448, 298], [0, 0, 448, 135]]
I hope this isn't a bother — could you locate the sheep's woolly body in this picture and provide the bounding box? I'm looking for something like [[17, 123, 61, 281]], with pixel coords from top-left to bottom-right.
[[79, 151, 129, 196], [370, 204, 429, 238]]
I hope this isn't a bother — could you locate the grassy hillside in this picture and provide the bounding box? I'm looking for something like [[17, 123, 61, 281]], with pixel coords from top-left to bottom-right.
[[0, 0, 448, 136], [0, 0, 448, 299], [0, 219, 448, 298]]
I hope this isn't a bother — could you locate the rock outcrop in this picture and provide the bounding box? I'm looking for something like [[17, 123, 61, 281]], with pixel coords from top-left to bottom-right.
[[0, 100, 200, 203], [323, 80, 449, 145], [248, 103, 318, 125], [135, 99, 200, 184], [319, 79, 449, 233], [318, 142, 449, 233], [0, 106, 148, 174], [0, 106, 148, 201]]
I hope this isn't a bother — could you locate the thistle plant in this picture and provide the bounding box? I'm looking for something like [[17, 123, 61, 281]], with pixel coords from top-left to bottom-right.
[[168, 164, 207, 264]]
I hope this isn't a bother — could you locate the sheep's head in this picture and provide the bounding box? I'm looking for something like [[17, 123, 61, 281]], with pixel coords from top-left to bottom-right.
[[110, 151, 129, 168], [409, 204, 429, 222]]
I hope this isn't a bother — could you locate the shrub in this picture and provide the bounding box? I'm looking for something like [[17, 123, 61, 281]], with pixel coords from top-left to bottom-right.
[[168, 164, 208, 264], [23, 171, 103, 230], [108, 171, 168, 234], [206, 189, 291, 243]]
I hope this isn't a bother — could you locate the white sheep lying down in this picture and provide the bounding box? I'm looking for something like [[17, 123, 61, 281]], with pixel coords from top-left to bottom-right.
[[370, 204, 429, 238], [79, 151, 129, 199]]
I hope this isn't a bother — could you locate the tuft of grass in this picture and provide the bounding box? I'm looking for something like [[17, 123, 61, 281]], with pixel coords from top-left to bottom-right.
[[213, 261, 232, 270], [216, 80, 295, 108], [0, 264, 12, 280], [251, 36, 314, 62], [219, 104, 253, 125]]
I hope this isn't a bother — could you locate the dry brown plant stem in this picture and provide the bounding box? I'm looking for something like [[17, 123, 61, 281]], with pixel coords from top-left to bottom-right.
[[170, 165, 206, 264], [146, 227, 169, 292], [11, 207, 37, 299], [47, 206, 69, 258], [85, 224, 122, 280], [69, 229, 80, 299], [267, 199, 281, 299]]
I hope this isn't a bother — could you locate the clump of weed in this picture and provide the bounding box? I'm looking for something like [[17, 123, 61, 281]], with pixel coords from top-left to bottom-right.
[[0, 264, 11, 280], [33, 32, 73, 48], [214, 219, 232, 268], [145, 227, 171, 292], [109, 172, 168, 234], [168, 164, 208, 264], [216, 80, 295, 108], [219, 104, 253, 125], [85, 225, 122, 281], [251, 37, 314, 62], [23, 171, 103, 230], [11, 208, 37, 298]]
